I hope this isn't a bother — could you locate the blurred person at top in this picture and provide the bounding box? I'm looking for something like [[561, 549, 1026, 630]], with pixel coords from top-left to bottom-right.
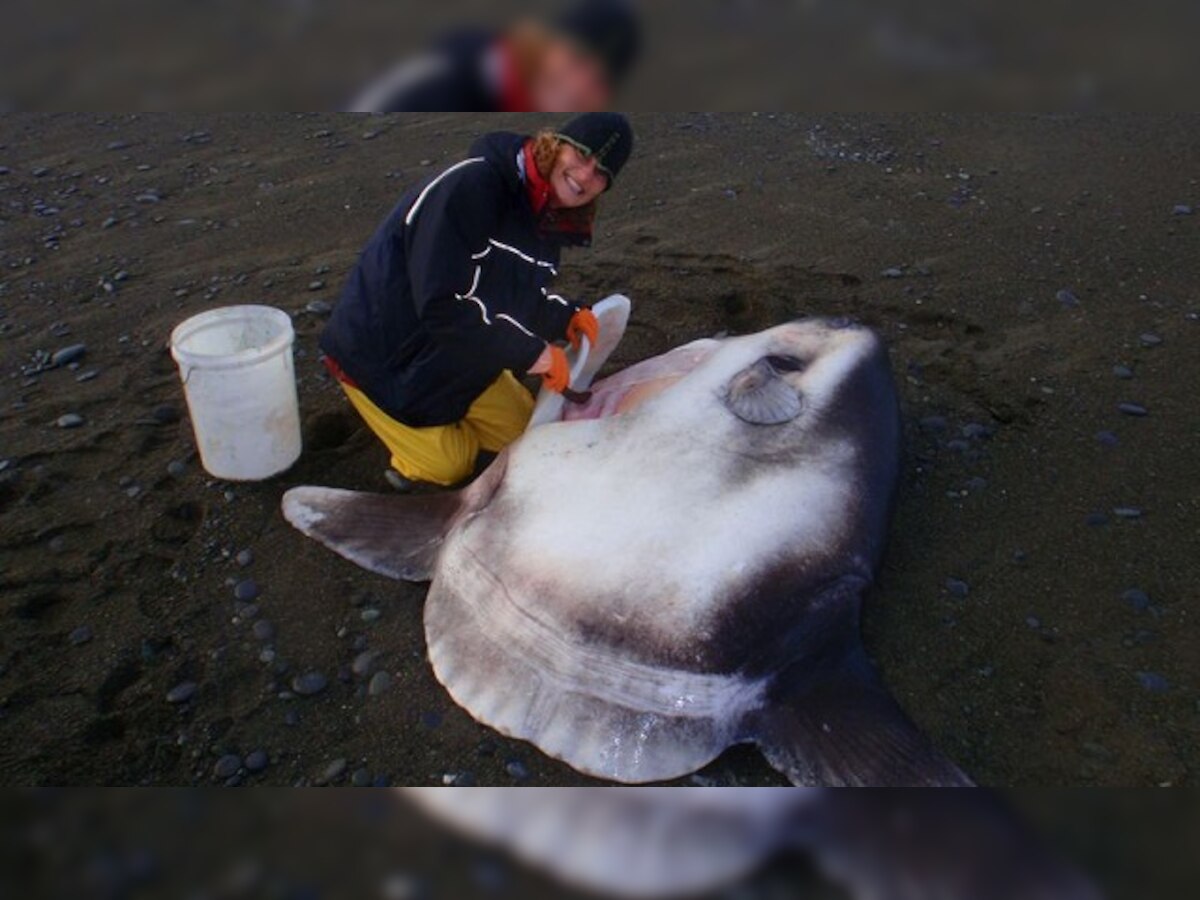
[[349, 0, 640, 112], [319, 113, 634, 491]]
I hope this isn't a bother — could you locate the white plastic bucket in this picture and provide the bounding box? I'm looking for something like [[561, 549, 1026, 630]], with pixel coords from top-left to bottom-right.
[[170, 305, 302, 481]]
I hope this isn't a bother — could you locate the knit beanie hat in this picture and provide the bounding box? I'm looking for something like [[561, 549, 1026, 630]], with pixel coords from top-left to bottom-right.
[[555, 112, 634, 187]]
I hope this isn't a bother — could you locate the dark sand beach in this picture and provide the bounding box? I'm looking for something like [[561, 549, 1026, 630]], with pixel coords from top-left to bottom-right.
[[0, 113, 1197, 790]]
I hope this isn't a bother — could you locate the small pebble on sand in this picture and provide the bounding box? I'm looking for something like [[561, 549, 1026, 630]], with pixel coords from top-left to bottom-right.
[[1112, 365, 1133, 379], [51, 343, 86, 367], [1056, 289, 1080, 307], [252, 620, 275, 641], [1117, 402, 1147, 417], [1121, 588, 1151, 612], [368, 671, 392, 696], [292, 672, 328, 696], [234, 579, 260, 602], [57, 413, 84, 428], [1136, 671, 1170, 693], [167, 459, 187, 477], [945, 578, 970, 598], [151, 404, 180, 424], [69, 625, 93, 645], [235, 548, 254, 567], [351, 650, 378, 678], [166, 681, 198, 704], [213, 754, 241, 778], [244, 750, 269, 772]]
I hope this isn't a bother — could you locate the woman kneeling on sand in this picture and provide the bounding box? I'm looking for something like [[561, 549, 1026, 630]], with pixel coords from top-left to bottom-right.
[[319, 112, 634, 490]]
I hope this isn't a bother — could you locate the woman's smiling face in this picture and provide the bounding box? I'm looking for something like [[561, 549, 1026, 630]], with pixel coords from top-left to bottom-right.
[[548, 142, 608, 208]]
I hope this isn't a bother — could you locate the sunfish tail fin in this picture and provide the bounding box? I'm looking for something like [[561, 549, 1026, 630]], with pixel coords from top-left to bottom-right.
[[281, 486, 464, 582], [747, 638, 972, 787], [793, 790, 1104, 900]]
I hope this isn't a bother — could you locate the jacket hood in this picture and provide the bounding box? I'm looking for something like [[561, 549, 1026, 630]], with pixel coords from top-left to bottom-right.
[[468, 131, 529, 195]]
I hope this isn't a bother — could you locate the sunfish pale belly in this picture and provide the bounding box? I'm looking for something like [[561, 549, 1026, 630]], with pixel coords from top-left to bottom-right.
[[283, 317, 970, 786]]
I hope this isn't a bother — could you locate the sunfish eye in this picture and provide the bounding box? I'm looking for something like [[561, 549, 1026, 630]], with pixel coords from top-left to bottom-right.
[[725, 358, 804, 425], [765, 354, 806, 373]]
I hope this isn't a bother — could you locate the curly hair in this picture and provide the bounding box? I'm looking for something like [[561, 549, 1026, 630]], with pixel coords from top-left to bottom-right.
[[530, 130, 563, 180]]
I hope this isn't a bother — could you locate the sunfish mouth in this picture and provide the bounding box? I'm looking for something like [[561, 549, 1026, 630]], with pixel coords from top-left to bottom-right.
[[561, 387, 593, 405], [561, 346, 716, 421]]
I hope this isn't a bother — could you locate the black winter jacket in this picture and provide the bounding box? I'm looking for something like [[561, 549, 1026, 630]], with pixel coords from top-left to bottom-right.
[[320, 131, 587, 427]]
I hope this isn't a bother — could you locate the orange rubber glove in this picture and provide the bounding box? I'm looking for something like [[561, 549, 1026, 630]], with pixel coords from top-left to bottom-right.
[[566, 307, 599, 351], [529, 344, 571, 393]]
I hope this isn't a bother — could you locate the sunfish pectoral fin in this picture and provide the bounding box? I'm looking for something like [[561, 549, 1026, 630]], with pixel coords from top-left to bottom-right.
[[745, 640, 973, 787], [792, 791, 1104, 900], [281, 486, 463, 582]]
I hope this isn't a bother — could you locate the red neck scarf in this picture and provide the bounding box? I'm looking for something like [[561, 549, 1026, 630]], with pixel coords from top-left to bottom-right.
[[522, 140, 554, 217]]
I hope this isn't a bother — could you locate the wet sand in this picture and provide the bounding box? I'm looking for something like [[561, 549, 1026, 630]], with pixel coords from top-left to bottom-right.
[[0, 113, 1197, 788]]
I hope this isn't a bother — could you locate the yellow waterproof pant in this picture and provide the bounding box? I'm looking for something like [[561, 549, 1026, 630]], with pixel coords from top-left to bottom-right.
[[339, 372, 534, 486]]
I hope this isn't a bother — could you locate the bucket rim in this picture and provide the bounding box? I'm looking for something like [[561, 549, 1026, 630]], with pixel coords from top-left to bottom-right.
[[170, 304, 295, 371]]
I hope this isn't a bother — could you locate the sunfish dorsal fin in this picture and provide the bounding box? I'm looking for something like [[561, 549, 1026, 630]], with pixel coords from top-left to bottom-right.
[[281, 486, 464, 582]]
